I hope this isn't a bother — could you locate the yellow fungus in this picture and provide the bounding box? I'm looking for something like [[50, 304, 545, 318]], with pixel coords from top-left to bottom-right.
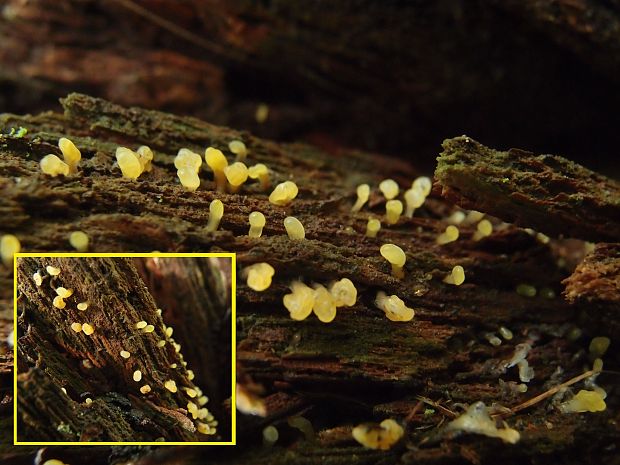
[[58, 137, 81, 173], [255, 103, 269, 123], [70, 322, 82, 333], [380, 243, 406, 279], [352, 418, 404, 450], [198, 395, 209, 406], [120, 350, 131, 359], [185, 388, 198, 398], [351, 184, 370, 213], [77, 302, 88, 311], [263, 425, 279, 445], [53, 296, 66, 309], [85, 397, 93, 405], [412, 176, 432, 196], [177, 167, 201, 192], [43, 460, 66, 465], [248, 163, 271, 190], [188, 401, 198, 413], [404, 187, 425, 217], [46, 265, 61, 276], [379, 179, 399, 200], [196, 421, 212, 435], [269, 180, 299, 206], [312, 285, 337, 323], [224, 161, 249, 192], [205, 147, 228, 192], [485, 333, 502, 346], [55, 287, 73, 298], [136, 145, 154, 172], [516, 284, 536, 297], [499, 326, 513, 340], [82, 323, 94, 335], [236, 384, 266, 416], [589, 337, 610, 358], [164, 380, 178, 393], [33, 271, 43, 286], [166, 327, 173, 337], [40, 154, 70, 177], [157, 340, 166, 347], [473, 219, 493, 241], [436, 225, 459, 245], [366, 218, 381, 238], [443, 265, 465, 285], [143, 324, 155, 333], [206, 199, 224, 232], [375, 291, 414, 322], [133, 370, 142, 382], [243, 262, 275, 291], [284, 216, 305, 239], [116, 147, 143, 179], [385, 199, 403, 225], [466, 210, 485, 223], [175, 148, 202, 172], [187, 369, 195, 380], [329, 278, 357, 307], [1, 234, 21, 267], [248, 211, 266, 238], [69, 230, 89, 252], [593, 358, 603, 373], [135, 321, 147, 329], [445, 401, 520, 443], [559, 389, 606, 413], [283, 281, 315, 321], [447, 211, 466, 224], [140, 384, 152, 394], [170, 363, 177, 369], [229, 140, 248, 161]]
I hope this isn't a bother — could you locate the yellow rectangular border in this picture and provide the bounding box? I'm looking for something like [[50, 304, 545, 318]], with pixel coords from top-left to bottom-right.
[[13, 252, 236, 446]]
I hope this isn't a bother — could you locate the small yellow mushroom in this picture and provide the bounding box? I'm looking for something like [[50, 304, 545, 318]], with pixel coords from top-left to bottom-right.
[[143, 324, 155, 333], [166, 327, 173, 337], [499, 326, 513, 340], [205, 147, 228, 192], [436, 225, 459, 245], [69, 230, 89, 252], [196, 421, 213, 435], [185, 388, 198, 398], [135, 321, 147, 329], [351, 184, 370, 213], [33, 271, 43, 286], [46, 265, 61, 276], [77, 302, 88, 311], [164, 379, 178, 393], [133, 370, 142, 382], [229, 140, 248, 161], [157, 340, 166, 347], [120, 350, 131, 359], [177, 167, 201, 191], [85, 397, 93, 405], [473, 219, 493, 241], [224, 161, 249, 193], [380, 243, 406, 279], [329, 278, 357, 307], [248, 211, 266, 238], [589, 337, 611, 358], [404, 187, 425, 217], [248, 163, 271, 190], [352, 418, 404, 450], [53, 296, 66, 309], [55, 287, 73, 298], [175, 148, 202, 172], [140, 384, 152, 394], [0, 234, 20, 267], [385, 200, 403, 225], [559, 389, 606, 413], [43, 460, 67, 465], [198, 395, 209, 406], [255, 103, 269, 123], [284, 216, 305, 239], [375, 291, 414, 322], [136, 145, 154, 172], [379, 179, 399, 200], [82, 323, 94, 335], [206, 199, 224, 232], [116, 147, 143, 179], [187, 369, 195, 380], [269, 181, 299, 206], [263, 425, 279, 445], [366, 218, 381, 238], [58, 137, 81, 173], [516, 284, 536, 297], [283, 281, 315, 321], [40, 154, 70, 177], [70, 322, 82, 333], [243, 262, 275, 291], [412, 176, 432, 196], [312, 285, 337, 323], [443, 265, 465, 285]]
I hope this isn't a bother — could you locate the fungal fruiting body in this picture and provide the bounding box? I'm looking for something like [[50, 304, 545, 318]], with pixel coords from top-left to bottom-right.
[[516, 284, 536, 297], [284, 216, 305, 239], [136, 145, 154, 172], [558, 390, 606, 413], [288, 416, 315, 440], [133, 370, 142, 382], [445, 401, 520, 444], [206, 199, 224, 232], [436, 225, 459, 245], [58, 137, 81, 173], [379, 179, 399, 200], [473, 219, 493, 241], [224, 161, 249, 193], [499, 326, 513, 340], [164, 380, 178, 393], [243, 262, 275, 291], [269, 181, 299, 206], [236, 382, 267, 415], [116, 147, 144, 179], [248, 211, 266, 237], [143, 324, 155, 333], [229, 140, 247, 161], [329, 278, 357, 307], [404, 187, 425, 217], [69, 231, 89, 252], [71, 323, 82, 332], [46, 265, 61, 276], [589, 336, 611, 358], [136, 321, 147, 329], [517, 359, 534, 383], [375, 291, 414, 322], [177, 168, 201, 191], [366, 218, 381, 238], [175, 148, 202, 191], [1, 234, 20, 267], [444, 265, 465, 285], [33, 272, 43, 286], [380, 243, 406, 279], [55, 287, 73, 298], [248, 163, 271, 190], [256, 103, 269, 123], [120, 350, 131, 359], [205, 147, 228, 192], [82, 323, 94, 335], [412, 176, 432, 196], [40, 154, 70, 177], [53, 296, 66, 309], [385, 199, 403, 225], [77, 302, 88, 311], [140, 384, 151, 394], [43, 460, 67, 465], [352, 418, 404, 450], [312, 285, 337, 323], [283, 281, 315, 321], [263, 425, 279, 445], [351, 184, 370, 212]]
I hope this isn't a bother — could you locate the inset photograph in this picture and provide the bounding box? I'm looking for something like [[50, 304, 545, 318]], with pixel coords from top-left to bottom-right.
[[14, 253, 235, 445]]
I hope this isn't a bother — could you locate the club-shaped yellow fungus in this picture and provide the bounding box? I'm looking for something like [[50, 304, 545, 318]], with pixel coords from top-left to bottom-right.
[[82, 323, 94, 335], [55, 287, 73, 298], [120, 350, 131, 359], [404, 187, 425, 217], [175, 148, 202, 172], [243, 262, 275, 291], [256, 103, 269, 123], [380, 243, 406, 279], [473, 219, 493, 241], [177, 167, 201, 191], [188, 401, 198, 417], [46, 265, 61, 276], [436, 225, 459, 245], [284, 216, 305, 239], [447, 211, 466, 224], [134, 145, 153, 172], [116, 147, 145, 179], [499, 326, 513, 340], [312, 285, 337, 323], [0, 234, 20, 267], [589, 337, 610, 358], [269, 181, 299, 206], [366, 218, 381, 238], [206, 199, 224, 232], [157, 340, 166, 347], [351, 184, 370, 213], [53, 296, 66, 309], [385, 199, 403, 225], [77, 302, 88, 311], [229, 140, 248, 160], [71, 322, 82, 333], [33, 271, 42, 286], [143, 324, 155, 333], [485, 333, 502, 346], [412, 176, 432, 196], [205, 147, 228, 192], [283, 281, 315, 320], [85, 397, 93, 405], [198, 395, 209, 406], [379, 179, 399, 200], [166, 327, 173, 337], [133, 370, 142, 382], [135, 321, 147, 329], [140, 384, 152, 394], [517, 359, 534, 382], [466, 210, 485, 223], [516, 284, 536, 297], [352, 418, 404, 450], [559, 390, 606, 413], [263, 425, 279, 445], [329, 278, 357, 307], [248, 163, 271, 190], [43, 460, 67, 465], [375, 291, 414, 321], [445, 402, 520, 443], [443, 265, 465, 285], [40, 154, 70, 177], [164, 380, 178, 393], [248, 211, 266, 238], [187, 369, 195, 380], [224, 161, 249, 192], [185, 388, 198, 398], [68, 230, 89, 252], [58, 137, 81, 173]]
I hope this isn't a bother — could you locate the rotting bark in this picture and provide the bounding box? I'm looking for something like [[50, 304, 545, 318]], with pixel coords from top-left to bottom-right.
[[0, 95, 618, 464]]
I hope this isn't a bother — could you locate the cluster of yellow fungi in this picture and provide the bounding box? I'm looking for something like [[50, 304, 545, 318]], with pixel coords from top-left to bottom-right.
[[374, 291, 415, 322], [40, 137, 81, 176], [352, 418, 404, 450], [282, 278, 357, 323]]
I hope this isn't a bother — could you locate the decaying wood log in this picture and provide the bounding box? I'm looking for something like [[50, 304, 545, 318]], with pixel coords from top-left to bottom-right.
[[0, 94, 618, 464]]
